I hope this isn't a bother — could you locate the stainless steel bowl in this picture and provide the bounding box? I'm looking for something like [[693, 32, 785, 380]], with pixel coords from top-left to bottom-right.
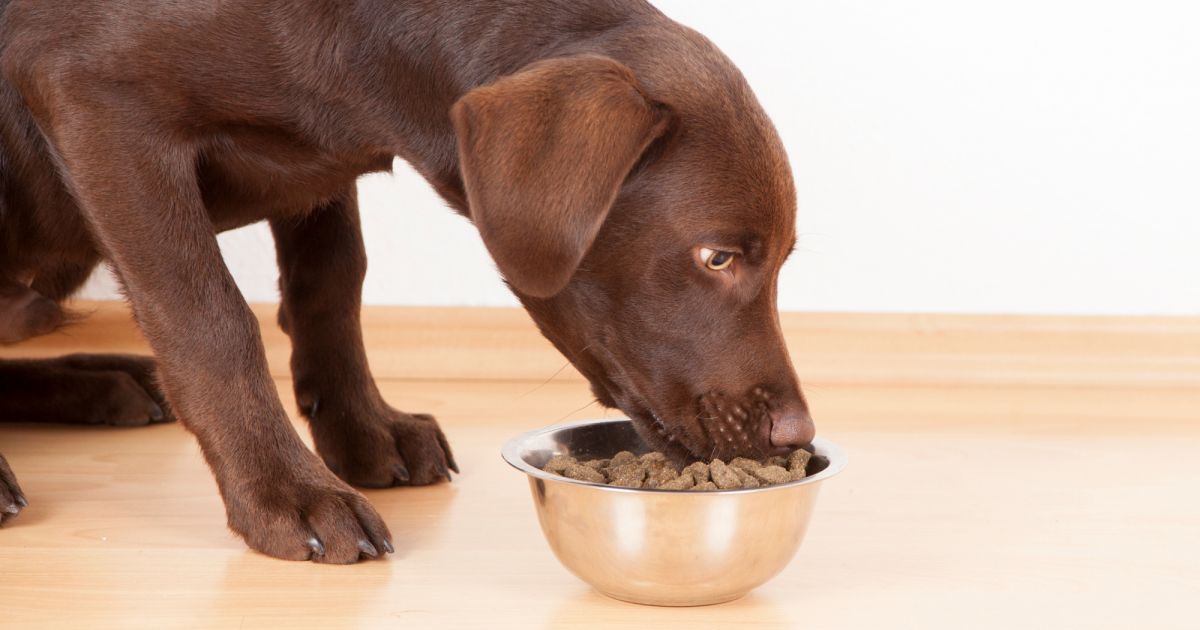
[[502, 418, 848, 606]]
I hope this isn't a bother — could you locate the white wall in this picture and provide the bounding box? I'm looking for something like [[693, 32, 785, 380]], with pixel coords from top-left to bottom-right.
[[81, 0, 1200, 315]]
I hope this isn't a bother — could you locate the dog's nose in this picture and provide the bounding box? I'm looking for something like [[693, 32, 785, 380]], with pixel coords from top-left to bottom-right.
[[769, 403, 815, 447]]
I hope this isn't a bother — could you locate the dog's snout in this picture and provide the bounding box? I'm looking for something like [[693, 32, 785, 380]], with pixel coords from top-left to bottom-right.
[[769, 403, 815, 448]]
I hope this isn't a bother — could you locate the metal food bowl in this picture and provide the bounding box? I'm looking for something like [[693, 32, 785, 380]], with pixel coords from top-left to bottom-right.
[[501, 418, 848, 606]]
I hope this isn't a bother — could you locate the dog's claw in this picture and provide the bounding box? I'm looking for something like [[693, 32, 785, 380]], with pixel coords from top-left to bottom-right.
[[149, 403, 165, 422], [3, 503, 18, 515], [358, 540, 378, 558], [393, 464, 410, 484], [15, 495, 27, 508], [307, 537, 326, 559], [381, 539, 394, 554], [447, 455, 460, 474], [437, 462, 451, 481]]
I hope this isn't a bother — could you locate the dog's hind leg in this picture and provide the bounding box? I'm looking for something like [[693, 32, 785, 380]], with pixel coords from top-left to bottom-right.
[[31, 257, 102, 302], [0, 355, 172, 426], [0, 452, 26, 525], [271, 189, 456, 488], [0, 274, 173, 425], [0, 267, 165, 524], [0, 278, 65, 345]]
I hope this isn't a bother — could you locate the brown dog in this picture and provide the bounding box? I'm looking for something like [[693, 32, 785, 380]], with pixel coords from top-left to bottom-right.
[[0, 0, 814, 561]]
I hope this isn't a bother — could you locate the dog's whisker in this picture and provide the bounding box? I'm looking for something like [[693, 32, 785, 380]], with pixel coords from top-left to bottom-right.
[[519, 360, 574, 397], [552, 398, 603, 424], [522, 342, 599, 398]]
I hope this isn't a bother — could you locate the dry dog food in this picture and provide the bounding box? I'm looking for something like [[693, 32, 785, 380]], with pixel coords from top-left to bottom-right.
[[541, 448, 812, 490]]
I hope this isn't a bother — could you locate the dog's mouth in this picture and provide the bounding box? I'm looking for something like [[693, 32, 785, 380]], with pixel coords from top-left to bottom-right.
[[624, 406, 697, 462], [622, 391, 790, 463], [579, 346, 791, 462], [695, 389, 786, 460]]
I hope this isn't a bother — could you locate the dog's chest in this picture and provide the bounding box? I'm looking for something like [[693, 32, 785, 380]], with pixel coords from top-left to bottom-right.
[[196, 125, 392, 230]]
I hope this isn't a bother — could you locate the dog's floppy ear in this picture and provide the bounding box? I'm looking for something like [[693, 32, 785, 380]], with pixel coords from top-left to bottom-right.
[[451, 55, 670, 298]]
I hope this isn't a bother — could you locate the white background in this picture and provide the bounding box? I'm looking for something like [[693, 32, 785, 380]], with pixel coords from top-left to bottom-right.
[[81, 1, 1200, 315]]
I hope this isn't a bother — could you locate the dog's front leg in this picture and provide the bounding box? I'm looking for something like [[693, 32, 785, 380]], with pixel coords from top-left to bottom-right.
[[48, 114, 390, 563], [271, 190, 456, 488]]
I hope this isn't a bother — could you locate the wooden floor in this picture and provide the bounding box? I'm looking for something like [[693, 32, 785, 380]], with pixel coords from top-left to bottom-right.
[[1, 302, 1197, 629]]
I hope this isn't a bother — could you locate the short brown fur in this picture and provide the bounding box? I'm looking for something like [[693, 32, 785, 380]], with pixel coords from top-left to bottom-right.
[[0, 0, 812, 561]]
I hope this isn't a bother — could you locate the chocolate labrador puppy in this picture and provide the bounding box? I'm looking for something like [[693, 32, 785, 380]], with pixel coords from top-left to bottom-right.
[[0, 0, 814, 562]]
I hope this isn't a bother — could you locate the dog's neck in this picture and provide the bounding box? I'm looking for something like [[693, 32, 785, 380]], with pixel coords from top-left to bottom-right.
[[270, 0, 664, 213]]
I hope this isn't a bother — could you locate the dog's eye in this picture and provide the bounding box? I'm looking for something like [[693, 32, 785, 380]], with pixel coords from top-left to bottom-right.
[[701, 248, 735, 271]]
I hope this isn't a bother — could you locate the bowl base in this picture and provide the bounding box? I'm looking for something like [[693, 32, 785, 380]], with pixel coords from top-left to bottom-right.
[[595, 588, 750, 607]]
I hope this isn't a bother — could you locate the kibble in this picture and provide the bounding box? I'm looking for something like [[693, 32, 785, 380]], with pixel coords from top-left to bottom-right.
[[728, 457, 762, 473], [733, 467, 761, 488], [640, 452, 668, 465], [583, 458, 609, 471], [753, 465, 792, 485], [563, 463, 605, 483], [541, 447, 814, 491], [544, 455, 575, 474], [709, 459, 742, 489], [645, 465, 679, 489], [607, 463, 646, 488], [681, 462, 710, 485], [788, 449, 811, 475], [659, 474, 695, 490], [610, 451, 638, 467]]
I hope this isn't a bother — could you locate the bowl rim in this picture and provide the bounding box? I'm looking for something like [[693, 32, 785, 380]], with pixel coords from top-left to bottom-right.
[[500, 417, 848, 495]]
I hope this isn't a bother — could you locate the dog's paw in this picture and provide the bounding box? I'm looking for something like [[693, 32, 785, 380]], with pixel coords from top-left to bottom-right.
[[307, 402, 457, 488], [0, 285, 63, 344], [84, 370, 171, 426], [225, 463, 393, 564], [0, 453, 27, 526], [62, 354, 175, 425]]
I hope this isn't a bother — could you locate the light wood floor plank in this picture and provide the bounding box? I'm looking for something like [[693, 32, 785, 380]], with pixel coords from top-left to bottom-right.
[[1, 303, 1197, 628]]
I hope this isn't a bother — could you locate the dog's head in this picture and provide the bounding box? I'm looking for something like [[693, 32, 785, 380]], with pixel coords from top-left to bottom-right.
[[451, 50, 812, 462]]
